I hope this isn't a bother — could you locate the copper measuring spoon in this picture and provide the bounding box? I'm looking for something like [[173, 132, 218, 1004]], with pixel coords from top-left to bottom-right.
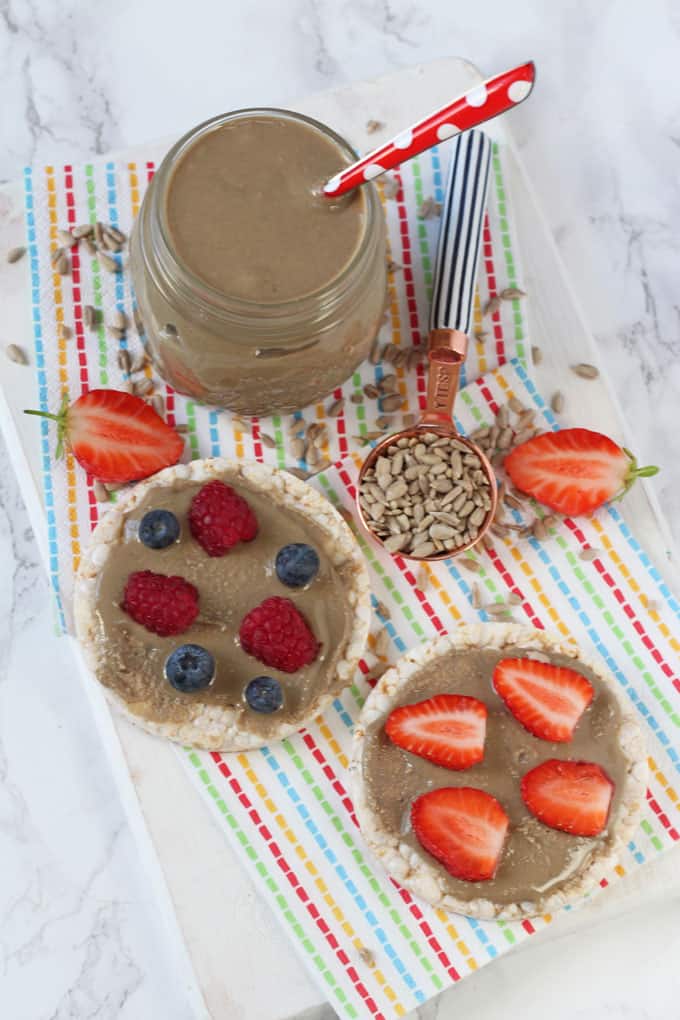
[[357, 129, 498, 561]]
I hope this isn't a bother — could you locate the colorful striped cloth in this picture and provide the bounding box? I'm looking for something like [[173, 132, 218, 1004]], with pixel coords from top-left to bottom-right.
[[21, 142, 680, 1019]]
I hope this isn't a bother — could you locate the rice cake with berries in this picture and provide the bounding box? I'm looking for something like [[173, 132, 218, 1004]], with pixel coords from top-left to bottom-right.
[[350, 624, 646, 919], [74, 457, 370, 750]]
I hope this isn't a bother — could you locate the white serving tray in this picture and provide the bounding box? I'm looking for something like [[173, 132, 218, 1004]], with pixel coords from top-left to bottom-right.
[[1, 58, 678, 1020]]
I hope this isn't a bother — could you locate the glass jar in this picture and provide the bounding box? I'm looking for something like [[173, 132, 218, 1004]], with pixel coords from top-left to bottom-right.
[[130, 108, 387, 417]]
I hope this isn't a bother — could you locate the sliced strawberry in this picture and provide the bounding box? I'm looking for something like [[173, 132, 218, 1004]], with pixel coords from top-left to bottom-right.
[[521, 759, 614, 836], [411, 787, 509, 882], [493, 657, 594, 742], [504, 428, 658, 516], [385, 694, 487, 770], [25, 388, 184, 483]]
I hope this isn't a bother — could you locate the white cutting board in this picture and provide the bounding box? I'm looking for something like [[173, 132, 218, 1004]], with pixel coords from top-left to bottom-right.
[[1, 59, 678, 1020]]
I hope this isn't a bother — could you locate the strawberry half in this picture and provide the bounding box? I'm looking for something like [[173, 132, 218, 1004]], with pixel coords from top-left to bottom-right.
[[521, 759, 614, 837], [493, 657, 594, 743], [411, 787, 509, 882], [385, 694, 487, 770], [25, 388, 184, 483], [504, 428, 658, 516]]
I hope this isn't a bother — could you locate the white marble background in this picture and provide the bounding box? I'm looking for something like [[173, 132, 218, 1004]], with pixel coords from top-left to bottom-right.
[[1, 1, 679, 1018]]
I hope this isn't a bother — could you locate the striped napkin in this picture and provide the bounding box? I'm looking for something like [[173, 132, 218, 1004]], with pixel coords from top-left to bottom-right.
[[22, 139, 680, 1019]]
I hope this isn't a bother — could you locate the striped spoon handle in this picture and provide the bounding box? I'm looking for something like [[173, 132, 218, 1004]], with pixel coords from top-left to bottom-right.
[[430, 129, 492, 336]]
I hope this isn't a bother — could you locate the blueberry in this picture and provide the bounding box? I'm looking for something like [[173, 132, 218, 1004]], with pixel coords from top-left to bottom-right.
[[275, 543, 320, 588], [139, 509, 180, 549], [245, 675, 283, 714], [165, 644, 215, 692]]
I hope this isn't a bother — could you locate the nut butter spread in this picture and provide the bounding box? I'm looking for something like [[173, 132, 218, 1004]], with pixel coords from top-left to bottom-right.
[[362, 648, 627, 904], [92, 476, 354, 739], [165, 114, 366, 301]]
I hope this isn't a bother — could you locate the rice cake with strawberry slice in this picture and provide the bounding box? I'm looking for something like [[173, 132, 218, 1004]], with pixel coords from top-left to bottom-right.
[[74, 457, 370, 750], [351, 624, 646, 919]]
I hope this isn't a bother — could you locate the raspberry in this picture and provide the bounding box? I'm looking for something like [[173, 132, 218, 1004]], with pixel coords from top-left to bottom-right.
[[122, 570, 199, 636], [239, 596, 319, 673], [189, 480, 258, 557]]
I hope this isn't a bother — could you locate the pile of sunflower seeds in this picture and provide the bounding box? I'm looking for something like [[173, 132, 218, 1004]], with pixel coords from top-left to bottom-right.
[[358, 432, 493, 557], [48, 221, 127, 278], [468, 396, 539, 469]]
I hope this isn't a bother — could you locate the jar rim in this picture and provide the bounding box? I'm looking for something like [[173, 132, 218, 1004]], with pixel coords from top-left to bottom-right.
[[150, 107, 381, 318]]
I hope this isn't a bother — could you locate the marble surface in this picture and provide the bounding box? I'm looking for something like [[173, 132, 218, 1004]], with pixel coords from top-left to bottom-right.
[[1, 2, 679, 1019]]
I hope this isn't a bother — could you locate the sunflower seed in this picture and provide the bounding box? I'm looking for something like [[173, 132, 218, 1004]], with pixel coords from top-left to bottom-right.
[[104, 481, 124, 493], [83, 305, 97, 330], [326, 397, 343, 417], [151, 394, 165, 417], [402, 413, 417, 428], [378, 372, 397, 393], [107, 326, 125, 340], [117, 349, 131, 373], [382, 343, 397, 363], [101, 230, 122, 251], [364, 383, 380, 399], [106, 225, 127, 244], [579, 546, 601, 561], [532, 518, 548, 541], [503, 492, 524, 511], [381, 393, 405, 412], [58, 323, 73, 340], [375, 416, 391, 430], [260, 432, 276, 449], [485, 601, 511, 616], [550, 391, 565, 413], [7, 245, 26, 264], [93, 480, 109, 503], [531, 345, 542, 365], [286, 466, 311, 480], [418, 197, 441, 220], [459, 556, 481, 573], [483, 295, 501, 316], [111, 309, 128, 331], [57, 228, 74, 247], [72, 223, 94, 239], [473, 330, 488, 342], [496, 404, 509, 428], [366, 119, 384, 134], [387, 259, 402, 274], [508, 591, 523, 605], [290, 437, 307, 460], [500, 286, 526, 300], [412, 541, 435, 558], [384, 533, 409, 553], [55, 251, 70, 275], [571, 362, 599, 380], [470, 582, 481, 609], [306, 444, 321, 467], [312, 426, 328, 448], [99, 252, 120, 274], [350, 392, 363, 404], [6, 343, 28, 365], [83, 236, 98, 256], [508, 396, 526, 414], [374, 627, 391, 658], [133, 377, 154, 396]]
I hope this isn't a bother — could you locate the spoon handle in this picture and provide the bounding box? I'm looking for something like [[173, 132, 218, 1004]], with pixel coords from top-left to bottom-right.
[[430, 129, 492, 336]]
